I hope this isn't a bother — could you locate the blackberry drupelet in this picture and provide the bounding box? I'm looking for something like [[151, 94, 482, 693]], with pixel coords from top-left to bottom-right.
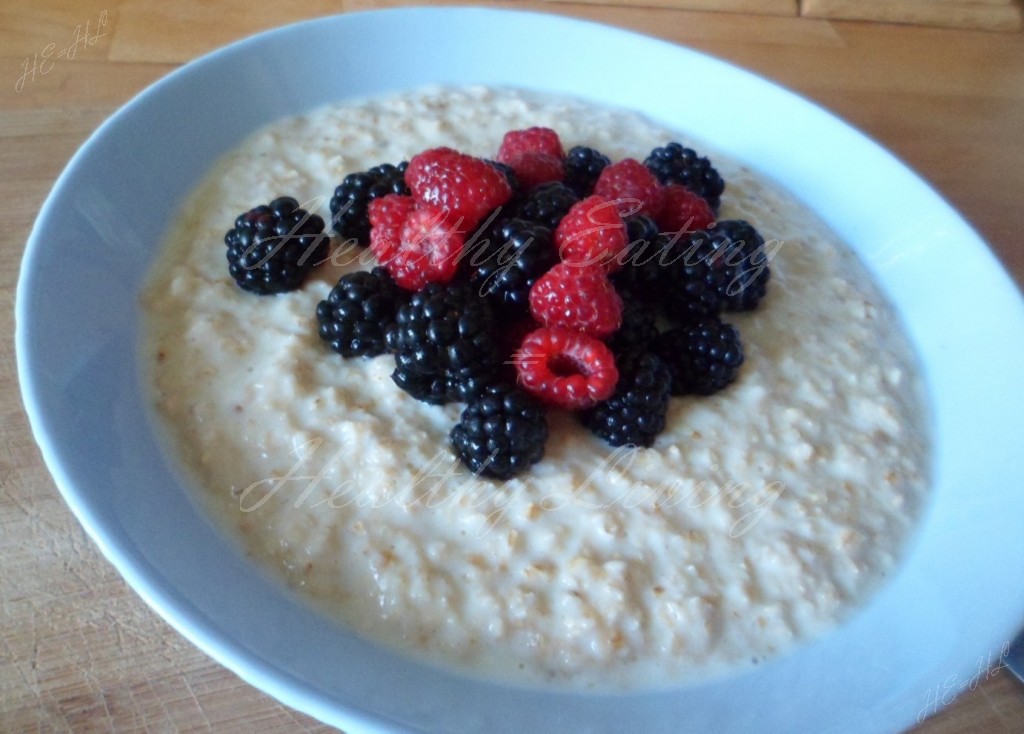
[[470, 218, 557, 314], [515, 181, 580, 231], [563, 146, 611, 197], [451, 384, 548, 478], [644, 142, 725, 212], [656, 316, 744, 396], [224, 196, 327, 295], [386, 282, 501, 404], [658, 232, 727, 324], [329, 162, 410, 245], [613, 215, 664, 296], [607, 295, 659, 356], [581, 351, 671, 447], [315, 267, 403, 358], [693, 220, 771, 311]]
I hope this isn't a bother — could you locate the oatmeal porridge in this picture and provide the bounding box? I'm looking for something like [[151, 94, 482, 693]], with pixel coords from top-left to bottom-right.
[[141, 86, 930, 689]]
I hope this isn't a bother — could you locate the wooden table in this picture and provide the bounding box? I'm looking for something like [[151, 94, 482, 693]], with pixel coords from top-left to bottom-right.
[[2, 1, 1022, 731]]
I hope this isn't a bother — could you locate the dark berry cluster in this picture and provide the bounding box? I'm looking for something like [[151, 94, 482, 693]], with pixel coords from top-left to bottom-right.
[[223, 127, 777, 478], [224, 197, 328, 295], [644, 142, 725, 212], [329, 162, 410, 246]]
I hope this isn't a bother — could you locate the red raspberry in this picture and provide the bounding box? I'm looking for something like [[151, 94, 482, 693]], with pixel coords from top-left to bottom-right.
[[529, 263, 622, 339], [405, 147, 512, 230], [514, 326, 619, 409], [497, 127, 565, 164], [367, 193, 415, 266], [658, 184, 715, 234], [505, 151, 564, 189], [386, 204, 465, 291], [593, 158, 664, 219], [554, 195, 628, 273]]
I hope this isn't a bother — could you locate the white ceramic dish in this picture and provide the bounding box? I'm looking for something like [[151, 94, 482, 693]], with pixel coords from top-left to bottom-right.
[[16, 8, 1024, 733]]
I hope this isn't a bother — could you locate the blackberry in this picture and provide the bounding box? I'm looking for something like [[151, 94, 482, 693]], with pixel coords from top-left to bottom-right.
[[607, 295, 659, 356], [645, 142, 725, 212], [315, 267, 403, 358], [329, 162, 410, 245], [515, 181, 580, 230], [582, 351, 671, 447], [451, 384, 548, 479], [469, 218, 557, 314], [693, 220, 771, 311], [613, 215, 663, 296], [386, 283, 501, 404], [390, 365, 450, 405], [224, 197, 327, 295], [656, 316, 744, 396], [563, 146, 611, 197], [658, 233, 727, 324]]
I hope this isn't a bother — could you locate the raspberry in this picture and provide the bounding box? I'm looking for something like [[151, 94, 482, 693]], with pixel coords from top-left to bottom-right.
[[450, 384, 548, 478], [553, 195, 628, 273], [593, 158, 664, 219], [645, 142, 725, 212], [657, 184, 715, 235], [224, 197, 328, 295], [386, 205, 465, 291], [505, 152, 564, 190], [497, 127, 565, 164], [405, 147, 512, 230], [329, 162, 409, 245], [514, 326, 618, 409], [367, 194, 415, 267], [529, 263, 622, 339]]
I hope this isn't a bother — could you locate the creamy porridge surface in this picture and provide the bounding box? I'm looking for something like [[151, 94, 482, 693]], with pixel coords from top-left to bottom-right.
[[142, 86, 930, 689]]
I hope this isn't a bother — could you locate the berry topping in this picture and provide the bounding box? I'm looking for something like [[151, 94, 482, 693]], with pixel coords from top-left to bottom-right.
[[405, 147, 513, 229], [554, 195, 629, 273], [656, 316, 744, 396], [367, 193, 415, 267], [514, 326, 619, 409], [450, 384, 549, 479], [529, 262, 623, 339], [387, 205, 465, 291], [563, 146, 611, 197], [224, 197, 328, 295], [315, 267, 403, 358], [504, 151, 565, 190], [657, 183, 715, 235], [386, 282, 501, 404], [607, 295, 659, 356], [582, 351, 671, 447], [329, 162, 410, 245], [695, 220, 771, 311], [644, 142, 725, 212], [593, 158, 665, 219], [497, 127, 565, 164], [470, 218, 557, 314], [516, 182, 580, 231]]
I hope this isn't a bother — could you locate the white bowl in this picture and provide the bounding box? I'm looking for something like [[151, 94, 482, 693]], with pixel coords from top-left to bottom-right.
[[16, 7, 1024, 733]]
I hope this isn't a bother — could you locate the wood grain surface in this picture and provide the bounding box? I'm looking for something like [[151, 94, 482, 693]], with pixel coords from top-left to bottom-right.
[[2, 1, 1023, 731]]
